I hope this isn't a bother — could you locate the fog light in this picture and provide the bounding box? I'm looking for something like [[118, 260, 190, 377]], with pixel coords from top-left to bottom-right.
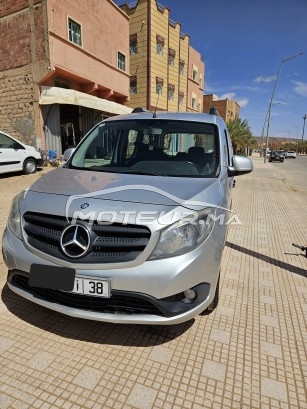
[[183, 288, 196, 301]]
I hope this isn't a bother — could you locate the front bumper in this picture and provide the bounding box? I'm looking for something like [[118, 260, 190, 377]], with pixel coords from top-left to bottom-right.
[[3, 227, 222, 325], [7, 270, 211, 325], [36, 158, 44, 167]]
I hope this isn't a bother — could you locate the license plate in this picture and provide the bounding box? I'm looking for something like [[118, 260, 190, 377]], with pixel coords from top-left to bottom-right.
[[72, 277, 111, 297]]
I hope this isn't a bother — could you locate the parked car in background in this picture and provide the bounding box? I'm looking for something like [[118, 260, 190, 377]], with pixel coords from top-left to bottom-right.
[[0, 131, 43, 175], [286, 151, 297, 159], [269, 150, 284, 162]]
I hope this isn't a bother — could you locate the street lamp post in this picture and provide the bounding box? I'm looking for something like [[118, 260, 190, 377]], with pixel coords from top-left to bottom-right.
[[292, 125, 299, 151], [260, 103, 281, 157], [264, 52, 303, 163], [302, 114, 307, 150]]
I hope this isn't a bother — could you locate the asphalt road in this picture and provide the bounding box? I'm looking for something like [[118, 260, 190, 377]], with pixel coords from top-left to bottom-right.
[[267, 154, 307, 192]]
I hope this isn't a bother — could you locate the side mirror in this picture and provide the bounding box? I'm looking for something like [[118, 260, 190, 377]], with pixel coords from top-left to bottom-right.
[[63, 147, 75, 161], [228, 155, 253, 177]]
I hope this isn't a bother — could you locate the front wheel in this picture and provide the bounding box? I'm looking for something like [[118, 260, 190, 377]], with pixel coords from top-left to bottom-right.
[[23, 158, 37, 174]]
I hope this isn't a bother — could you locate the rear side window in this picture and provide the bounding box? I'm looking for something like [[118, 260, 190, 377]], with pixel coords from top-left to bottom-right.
[[0, 133, 14, 149]]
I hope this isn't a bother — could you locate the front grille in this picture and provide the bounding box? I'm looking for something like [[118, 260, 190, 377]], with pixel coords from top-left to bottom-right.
[[23, 212, 151, 263], [12, 274, 162, 316]]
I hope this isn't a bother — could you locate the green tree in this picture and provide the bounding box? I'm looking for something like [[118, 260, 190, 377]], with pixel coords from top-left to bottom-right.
[[227, 118, 253, 155]]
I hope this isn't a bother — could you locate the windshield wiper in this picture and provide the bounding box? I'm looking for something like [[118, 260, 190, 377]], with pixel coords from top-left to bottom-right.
[[127, 168, 162, 176]]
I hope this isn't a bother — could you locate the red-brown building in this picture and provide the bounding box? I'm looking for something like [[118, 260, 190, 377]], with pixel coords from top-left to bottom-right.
[[0, 0, 132, 154], [203, 94, 240, 122]]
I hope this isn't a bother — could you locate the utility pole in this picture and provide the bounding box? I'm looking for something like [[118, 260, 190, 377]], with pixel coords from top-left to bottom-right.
[[302, 114, 307, 154], [264, 52, 303, 163]]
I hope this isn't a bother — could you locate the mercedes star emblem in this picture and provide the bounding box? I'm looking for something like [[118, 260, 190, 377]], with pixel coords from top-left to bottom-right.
[[60, 224, 91, 258]]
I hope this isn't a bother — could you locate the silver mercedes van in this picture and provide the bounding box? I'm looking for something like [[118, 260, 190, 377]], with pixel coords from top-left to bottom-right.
[[2, 110, 253, 325]]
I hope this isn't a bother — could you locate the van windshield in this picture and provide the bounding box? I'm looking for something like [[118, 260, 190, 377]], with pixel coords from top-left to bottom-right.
[[69, 119, 220, 177]]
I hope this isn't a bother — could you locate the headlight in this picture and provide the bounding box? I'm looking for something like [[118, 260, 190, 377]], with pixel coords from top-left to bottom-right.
[[7, 191, 25, 240], [149, 208, 215, 260]]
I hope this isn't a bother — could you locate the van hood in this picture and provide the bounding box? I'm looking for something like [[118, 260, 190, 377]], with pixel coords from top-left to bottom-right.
[[29, 167, 223, 210]]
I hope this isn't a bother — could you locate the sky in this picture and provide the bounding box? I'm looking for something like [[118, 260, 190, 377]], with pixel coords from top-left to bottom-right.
[[113, 0, 307, 138]]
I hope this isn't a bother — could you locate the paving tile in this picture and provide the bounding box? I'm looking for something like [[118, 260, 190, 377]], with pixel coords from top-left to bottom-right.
[[301, 304, 307, 313], [0, 337, 14, 354], [72, 366, 102, 389], [149, 346, 173, 365], [260, 315, 280, 328], [216, 305, 235, 317], [222, 288, 237, 297], [260, 295, 276, 305], [201, 359, 226, 382], [127, 384, 158, 409], [27, 351, 56, 371], [261, 377, 287, 401], [261, 341, 282, 358], [260, 280, 274, 288], [0, 394, 15, 409], [210, 328, 230, 344]]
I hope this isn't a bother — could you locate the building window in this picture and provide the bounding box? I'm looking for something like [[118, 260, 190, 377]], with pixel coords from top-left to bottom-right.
[[130, 76, 137, 94], [192, 97, 197, 109], [192, 69, 198, 81], [156, 34, 164, 56], [168, 84, 175, 101], [168, 49, 176, 66], [117, 52, 126, 71], [156, 83, 163, 95], [179, 60, 185, 75], [156, 43, 163, 56], [179, 91, 184, 106], [130, 34, 138, 55], [156, 77, 164, 95], [68, 18, 82, 46]]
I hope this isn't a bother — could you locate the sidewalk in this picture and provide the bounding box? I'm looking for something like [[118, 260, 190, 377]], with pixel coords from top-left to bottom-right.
[[0, 158, 307, 409]]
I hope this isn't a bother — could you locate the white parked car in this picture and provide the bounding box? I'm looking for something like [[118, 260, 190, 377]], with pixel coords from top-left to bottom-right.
[[286, 151, 297, 158], [0, 131, 43, 175]]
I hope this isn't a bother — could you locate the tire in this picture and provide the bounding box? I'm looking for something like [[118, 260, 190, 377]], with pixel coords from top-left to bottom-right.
[[207, 273, 220, 312], [23, 158, 37, 174]]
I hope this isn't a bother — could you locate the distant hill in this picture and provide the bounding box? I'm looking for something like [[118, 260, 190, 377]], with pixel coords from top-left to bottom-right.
[[254, 136, 298, 144]]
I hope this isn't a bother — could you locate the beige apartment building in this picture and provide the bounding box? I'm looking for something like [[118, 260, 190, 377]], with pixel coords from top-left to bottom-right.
[[0, 0, 131, 154], [203, 94, 240, 122], [118, 0, 205, 112]]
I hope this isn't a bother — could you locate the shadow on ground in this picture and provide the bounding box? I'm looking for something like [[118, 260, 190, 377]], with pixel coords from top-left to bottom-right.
[[1, 284, 194, 346], [226, 241, 307, 278]]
